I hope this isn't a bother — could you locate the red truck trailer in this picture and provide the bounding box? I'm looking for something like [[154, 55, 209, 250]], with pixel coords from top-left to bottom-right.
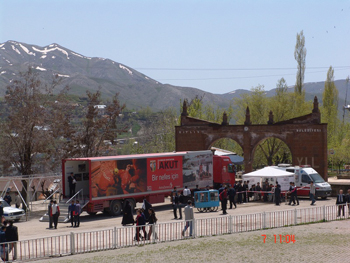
[[62, 150, 234, 216]]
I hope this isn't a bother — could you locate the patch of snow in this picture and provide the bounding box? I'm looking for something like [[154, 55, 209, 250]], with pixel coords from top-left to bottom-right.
[[32, 46, 70, 59], [36, 66, 47, 71], [112, 62, 115, 64], [40, 55, 47, 59], [12, 73, 15, 75], [11, 45, 21, 55], [9, 64, 12, 66], [119, 64, 133, 75], [19, 43, 35, 56], [49, 44, 55, 47], [145, 76, 149, 80], [229, 91, 236, 94], [5, 59, 11, 64], [0, 71, 6, 75], [1, 47, 5, 50], [52, 56, 55, 59], [57, 74, 70, 78], [0, 44, 4, 48]]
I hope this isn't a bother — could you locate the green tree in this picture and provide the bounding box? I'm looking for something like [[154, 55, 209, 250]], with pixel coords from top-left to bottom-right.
[[294, 30, 306, 95], [321, 66, 339, 145]]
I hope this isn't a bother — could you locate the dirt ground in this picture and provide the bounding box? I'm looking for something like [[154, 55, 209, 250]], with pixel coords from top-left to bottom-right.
[[20, 196, 338, 240], [16, 196, 350, 262]]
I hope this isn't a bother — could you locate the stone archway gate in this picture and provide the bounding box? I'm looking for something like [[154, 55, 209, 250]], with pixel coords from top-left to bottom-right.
[[175, 97, 328, 180]]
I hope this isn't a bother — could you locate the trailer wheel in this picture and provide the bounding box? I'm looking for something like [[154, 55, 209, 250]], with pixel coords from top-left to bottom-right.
[[109, 200, 122, 216], [197, 208, 203, 212]]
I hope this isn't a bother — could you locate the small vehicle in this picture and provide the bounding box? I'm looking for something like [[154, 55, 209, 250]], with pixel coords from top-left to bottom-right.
[[194, 190, 220, 212], [0, 198, 25, 222]]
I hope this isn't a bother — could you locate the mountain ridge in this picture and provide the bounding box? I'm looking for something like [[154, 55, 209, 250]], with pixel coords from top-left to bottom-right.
[[1, 40, 348, 110]]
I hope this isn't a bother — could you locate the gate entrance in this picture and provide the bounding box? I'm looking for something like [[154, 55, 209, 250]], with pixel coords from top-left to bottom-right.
[[175, 97, 328, 180]]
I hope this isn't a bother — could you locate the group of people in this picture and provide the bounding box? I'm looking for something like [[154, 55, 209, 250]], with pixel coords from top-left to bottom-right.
[[171, 186, 193, 220], [121, 199, 158, 241], [0, 220, 19, 262]]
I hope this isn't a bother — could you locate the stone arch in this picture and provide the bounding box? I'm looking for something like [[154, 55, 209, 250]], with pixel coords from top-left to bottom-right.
[[175, 97, 328, 180], [251, 136, 292, 168]]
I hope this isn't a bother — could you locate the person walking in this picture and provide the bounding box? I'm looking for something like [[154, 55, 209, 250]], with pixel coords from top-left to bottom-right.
[[309, 181, 316, 205], [336, 189, 346, 217], [220, 187, 228, 215], [68, 200, 76, 227], [51, 201, 60, 229], [74, 200, 81, 227], [121, 200, 134, 226], [68, 172, 77, 198], [288, 182, 296, 205], [292, 183, 299, 205], [228, 185, 237, 209], [182, 200, 194, 237], [147, 208, 157, 240], [48, 200, 53, 229], [275, 183, 281, 206]]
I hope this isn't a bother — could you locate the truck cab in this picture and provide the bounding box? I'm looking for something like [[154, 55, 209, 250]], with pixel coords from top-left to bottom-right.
[[278, 164, 332, 199], [212, 155, 235, 188]]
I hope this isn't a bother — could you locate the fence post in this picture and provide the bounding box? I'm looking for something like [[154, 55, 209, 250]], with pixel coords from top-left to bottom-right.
[[192, 219, 196, 238], [323, 205, 326, 222], [294, 209, 297, 225], [262, 212, 266, 229], [228, 215, 232, 234], [70, 232, 75, 255], [113, 227, 117, 249]]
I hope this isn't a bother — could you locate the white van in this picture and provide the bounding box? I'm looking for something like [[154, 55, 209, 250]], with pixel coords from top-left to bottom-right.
[[275, 164, 332, 199]]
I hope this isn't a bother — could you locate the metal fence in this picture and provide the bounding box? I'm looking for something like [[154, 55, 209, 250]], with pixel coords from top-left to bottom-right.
[[4, 204, 350, 262]]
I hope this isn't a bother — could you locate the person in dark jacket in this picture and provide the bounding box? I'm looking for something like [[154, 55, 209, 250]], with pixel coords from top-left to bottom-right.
[[336, 189, 346, 217], [228, 185, 237, 209], [142, 199, 152, 222], [68, 172, 76, 198], [121, 200, 134, 226], [4, 192, 11, 206], [68, 200, 76, 227], [275, 183, 281, 206], [147, 208, 157, 240], [288, 182, 296, 205], [220, 187, 228, 215], [292, 182, 299, 205], [237, 182, 244, 204], [4, 220, 18, 260], [0, 202, 3, 225]]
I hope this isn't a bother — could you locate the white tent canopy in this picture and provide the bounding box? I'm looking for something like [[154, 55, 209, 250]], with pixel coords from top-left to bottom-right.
[[243, 167, 295, 177], [243, 167, 295, 191]]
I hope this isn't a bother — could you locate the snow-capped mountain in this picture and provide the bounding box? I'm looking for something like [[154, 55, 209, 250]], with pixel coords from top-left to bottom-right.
[[0, 40, 232, 110]]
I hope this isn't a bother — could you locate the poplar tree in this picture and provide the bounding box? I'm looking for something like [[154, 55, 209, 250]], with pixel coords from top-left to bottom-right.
[[294, 30, 306, 95]]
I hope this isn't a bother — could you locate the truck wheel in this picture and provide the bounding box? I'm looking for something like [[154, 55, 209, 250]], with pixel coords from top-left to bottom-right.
[[109, 200, 122, 216], [321, 196, 327, 200]]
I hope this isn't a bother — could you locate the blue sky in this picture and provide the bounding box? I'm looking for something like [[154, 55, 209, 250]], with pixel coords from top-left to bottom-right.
[[1, 0, 349, 94]]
